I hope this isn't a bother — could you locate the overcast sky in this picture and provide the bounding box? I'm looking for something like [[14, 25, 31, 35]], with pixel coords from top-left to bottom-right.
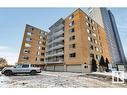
[[0, 8, 127, 65]]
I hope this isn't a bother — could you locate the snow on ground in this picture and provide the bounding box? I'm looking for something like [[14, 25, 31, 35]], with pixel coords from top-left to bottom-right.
[[0, 71, 127, 88], [92, 72, 127, 79]]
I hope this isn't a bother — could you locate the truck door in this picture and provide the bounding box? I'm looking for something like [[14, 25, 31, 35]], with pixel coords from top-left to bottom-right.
[[21, 64, 30, 73]]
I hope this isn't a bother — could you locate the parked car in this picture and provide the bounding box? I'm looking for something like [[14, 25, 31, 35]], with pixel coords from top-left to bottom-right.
[[1, 63, 41, 76]]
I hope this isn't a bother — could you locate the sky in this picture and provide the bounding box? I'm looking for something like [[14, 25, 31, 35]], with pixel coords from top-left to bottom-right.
[[0, 8, 127, 65]]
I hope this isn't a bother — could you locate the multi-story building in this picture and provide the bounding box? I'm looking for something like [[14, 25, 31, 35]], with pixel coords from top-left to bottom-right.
[[84, 8, 126, 66], [18, 8, 113, 73], [18, 24, 47, 67], [45, 18, 64, 65], [45, 8, 111, 72]]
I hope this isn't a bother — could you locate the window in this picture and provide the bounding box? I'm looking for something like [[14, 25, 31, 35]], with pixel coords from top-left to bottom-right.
[[25, 43, 31, 48], [32, 28, 34, 31], [69, 53, 76, 58], [69, 28, 75, 33], [42, 47, 45, 50], [37, 52, 40, 55], [88, 37, 92, 42], [69, 21, 74, 27], [90, 54, 94, 59], [69, 44, 76, 49], [24, 49, 30, 53], [95, 47, 99, 52], [26, 38, 32, 42], [86, 16, 89, 20], [69, 35, 75, 41], [42, 42, 46, 45], [40, 58, 44, 62], [87, 29, 91, 34], [27, 32, 33, 36], [94, 39, 97, 44], [86, 22, 90, 27], [90, 45, 93, 50], [91, 20, 94, 24], [88, 37, 91, 41], [35, 57, 39, 62], [95, 40, 97, 44], [96, 47, 99, 52], [38, 41, 42, 44], [45, 32, 47, 36], [92, 26, 95, 30], [35, 58, 37, 61], [72, 36, 75, 40], [72, 44, 76, 48], [40, 31, 44, 34], [41, 53, 45, 56], [92, 33, 96, 37], [39, 36, 43, 39], [96, 55, 100, 60], [38, 46, 41, 50], [43, 37, 46, 40], [69, 14, 74, 20], [23, 56, 29, 60], [22, 64, 29, 68], [88, 43, 93, 50]]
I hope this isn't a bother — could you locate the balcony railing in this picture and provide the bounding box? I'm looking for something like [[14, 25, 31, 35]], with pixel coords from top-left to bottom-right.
[[52, 30, 64, 37], [47, 36, 64, 46], [44, 59, 64, 64], [46, 44, 64, 52], [45, 51, 64, 57]]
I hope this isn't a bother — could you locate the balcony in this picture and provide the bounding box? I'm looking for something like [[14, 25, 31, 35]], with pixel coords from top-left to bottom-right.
[[52, 30, 64, 37], [45, 59, 64, 64], [46, 51, 64, 57], [46, 44, 64, 52], [47, 36, 64, 46], [53, 36, 64, 43], [53, 51, 64, 56], [47, 30, 64, 41]]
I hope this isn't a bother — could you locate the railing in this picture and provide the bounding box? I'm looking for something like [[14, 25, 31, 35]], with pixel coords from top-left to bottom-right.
[[52, 30, 64, 37], [46, 44, 64, 52], [45, 51, 64, 57], [47, 36, 64, 46]]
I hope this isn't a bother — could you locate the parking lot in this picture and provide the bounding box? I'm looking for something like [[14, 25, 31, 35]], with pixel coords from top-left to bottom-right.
[[0, 71, 127, 88]]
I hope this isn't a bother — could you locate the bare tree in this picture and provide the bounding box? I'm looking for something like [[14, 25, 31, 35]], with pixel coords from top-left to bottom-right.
[[0, 58, 8, 66]]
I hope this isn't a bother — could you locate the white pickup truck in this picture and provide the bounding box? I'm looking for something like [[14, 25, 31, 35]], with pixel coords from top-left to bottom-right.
[[1, 63, 41, 76]]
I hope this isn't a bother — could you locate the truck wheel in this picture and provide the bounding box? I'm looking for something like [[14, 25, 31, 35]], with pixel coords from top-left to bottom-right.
[[30, 70, 37, 75], [4, 70, 13, 76]]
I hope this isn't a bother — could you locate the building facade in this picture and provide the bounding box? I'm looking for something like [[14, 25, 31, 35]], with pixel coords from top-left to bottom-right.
[[85, 8, 126, 66], [45, 9, 111, 72], [18, 24, 47, 67], [45, 18, 64, 64], [18, 8, 112, 73]]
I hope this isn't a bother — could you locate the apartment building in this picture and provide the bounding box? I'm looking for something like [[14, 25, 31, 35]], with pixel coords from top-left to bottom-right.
[[45, 18, 64, 69], [85, 8, 126, 66], [45, 9, 111, 72], [18, 9, 112, 73], [18, 24, 47, 67]]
